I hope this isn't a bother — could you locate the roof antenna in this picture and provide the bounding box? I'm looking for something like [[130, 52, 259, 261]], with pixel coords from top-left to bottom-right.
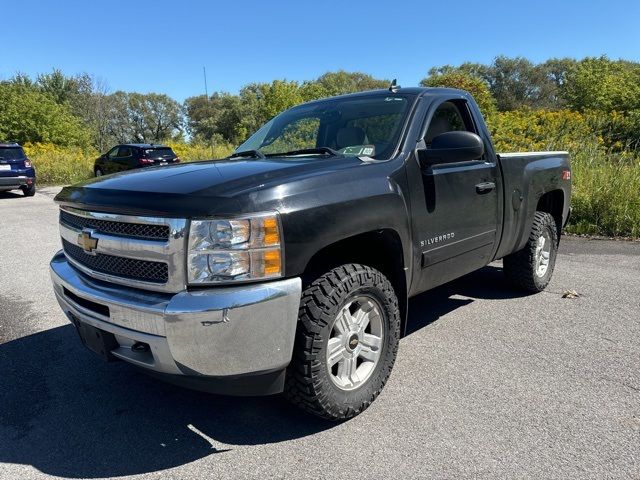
[[389, 79, 400, 93]]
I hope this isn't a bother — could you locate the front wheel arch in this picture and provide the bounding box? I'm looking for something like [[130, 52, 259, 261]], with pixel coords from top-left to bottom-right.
[[299, 229, 408, 335]]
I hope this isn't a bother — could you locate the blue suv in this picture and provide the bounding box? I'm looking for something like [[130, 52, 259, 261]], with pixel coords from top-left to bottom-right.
[[0, 143, 36, 196]]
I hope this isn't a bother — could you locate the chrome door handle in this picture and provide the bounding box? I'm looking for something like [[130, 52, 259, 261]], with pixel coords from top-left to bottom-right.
[[475, 182, 495, 194]]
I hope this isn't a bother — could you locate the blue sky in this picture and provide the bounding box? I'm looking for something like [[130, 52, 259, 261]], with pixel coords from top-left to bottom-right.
[[3, 0, 639, 101]]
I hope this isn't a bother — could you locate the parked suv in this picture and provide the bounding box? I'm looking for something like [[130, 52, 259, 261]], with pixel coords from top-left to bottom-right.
[[0, 143, 36, 196], [94, 144, 180, 176]]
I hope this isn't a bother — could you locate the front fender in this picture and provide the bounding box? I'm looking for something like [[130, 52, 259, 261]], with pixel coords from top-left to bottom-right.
[[277, 160, 412, 284]]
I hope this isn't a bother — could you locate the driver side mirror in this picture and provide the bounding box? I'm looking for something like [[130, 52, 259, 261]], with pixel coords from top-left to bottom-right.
[[418, 131, 485, 165]]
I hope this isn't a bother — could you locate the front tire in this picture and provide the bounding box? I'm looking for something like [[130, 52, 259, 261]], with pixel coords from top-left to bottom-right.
[[95, 167, 104, 177], [503, 211, 559, 292], [285, 264, 400, 420]]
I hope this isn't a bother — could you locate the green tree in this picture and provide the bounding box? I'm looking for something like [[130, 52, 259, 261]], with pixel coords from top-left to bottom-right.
[[184, 93, 244, 144], [308, 70, 389, 97], [486, 56, 550, 110], [562, 56, 640, 112], [427, 57, 576, 111], [420, 71, 497, 117], [36, 69, 92, 105], [0, 83, 90, 146], [236, 80, 304, 140], [105, 91, 184, 144]]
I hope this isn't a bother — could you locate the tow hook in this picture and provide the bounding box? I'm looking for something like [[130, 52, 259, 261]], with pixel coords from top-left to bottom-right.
[[131, 342, 150, 353]]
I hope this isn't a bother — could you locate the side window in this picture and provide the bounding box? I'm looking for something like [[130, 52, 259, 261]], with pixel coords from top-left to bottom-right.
[[118, 147, 132, 157], [425, 101, 476, 146], [107, 147, 119, 159]]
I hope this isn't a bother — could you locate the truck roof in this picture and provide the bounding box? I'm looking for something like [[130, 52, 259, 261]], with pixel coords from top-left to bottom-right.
[[299, 87, 472, 107]]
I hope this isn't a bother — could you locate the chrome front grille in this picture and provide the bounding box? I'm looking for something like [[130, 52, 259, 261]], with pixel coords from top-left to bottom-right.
[[60, 210, 170, 240], [58, 206, 188, 293], [62, 238, 169, 283]]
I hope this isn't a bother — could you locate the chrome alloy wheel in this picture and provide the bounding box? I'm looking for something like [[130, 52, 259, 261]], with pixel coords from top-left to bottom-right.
[[535, 230, 552, 277], [326, 295, 384, 391]]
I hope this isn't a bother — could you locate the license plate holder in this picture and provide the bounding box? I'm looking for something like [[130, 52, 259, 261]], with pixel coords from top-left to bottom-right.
[[75, 320, 118, 362], [0, 165, 11, 171]]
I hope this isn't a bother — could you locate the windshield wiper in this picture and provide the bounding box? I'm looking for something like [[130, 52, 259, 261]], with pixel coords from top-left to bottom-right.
[[265, 147, 340, 157], [229, 149, 265, 159]]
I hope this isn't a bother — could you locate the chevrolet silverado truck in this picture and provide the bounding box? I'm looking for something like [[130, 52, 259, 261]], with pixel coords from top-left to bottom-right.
[[50, 87, 571, 420]]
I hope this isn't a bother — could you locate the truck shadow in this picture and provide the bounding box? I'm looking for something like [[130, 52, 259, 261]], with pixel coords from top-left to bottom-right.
[[0, 264, 523, 478], [406, 264, 529, 335], [0, 324, 332, 478]]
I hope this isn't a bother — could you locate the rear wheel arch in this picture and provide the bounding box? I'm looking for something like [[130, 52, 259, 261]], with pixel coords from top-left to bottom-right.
[[536, 189, 565, 239]]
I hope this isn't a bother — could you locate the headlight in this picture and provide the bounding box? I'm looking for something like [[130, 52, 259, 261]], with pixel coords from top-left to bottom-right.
[[187, 213, 282, 284]]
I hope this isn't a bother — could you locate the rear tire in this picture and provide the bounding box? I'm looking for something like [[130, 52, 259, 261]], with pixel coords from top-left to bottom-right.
[[285, 264, 400, 420], [503, 211, 558, 292], [21, 183, 36, 197]]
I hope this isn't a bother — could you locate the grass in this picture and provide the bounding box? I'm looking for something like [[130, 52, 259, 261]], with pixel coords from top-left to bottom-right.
[[23, 143, 97, 185], [567, 145, 640, 237]]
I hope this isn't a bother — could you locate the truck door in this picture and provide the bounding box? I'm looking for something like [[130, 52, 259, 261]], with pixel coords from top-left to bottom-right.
[[413, 98, 500, 292]]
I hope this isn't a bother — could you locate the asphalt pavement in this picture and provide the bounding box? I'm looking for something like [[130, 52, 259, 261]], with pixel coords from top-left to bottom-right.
[[1, 187, 638, 479]]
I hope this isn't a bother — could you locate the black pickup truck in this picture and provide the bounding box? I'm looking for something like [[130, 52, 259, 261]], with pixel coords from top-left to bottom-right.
[[50, 87, 571, 420]]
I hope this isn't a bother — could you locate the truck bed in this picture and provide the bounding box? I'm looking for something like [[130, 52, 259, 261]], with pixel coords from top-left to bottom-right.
[[495, 151, 571, 260]]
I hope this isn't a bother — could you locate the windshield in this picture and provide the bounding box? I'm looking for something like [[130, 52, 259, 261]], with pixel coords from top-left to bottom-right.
[[0, 147, 25, 160], [236, 95, 412, 160]]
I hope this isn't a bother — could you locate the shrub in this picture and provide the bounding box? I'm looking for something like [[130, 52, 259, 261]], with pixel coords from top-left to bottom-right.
[[488, 109, 598, 152], [165, 141, 233, 162], [23, 143, 97, 185], [488, 109, 640, 237]]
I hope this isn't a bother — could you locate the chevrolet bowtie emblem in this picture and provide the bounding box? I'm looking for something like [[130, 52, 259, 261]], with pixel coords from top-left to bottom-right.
[[78, 230, 98, 253]]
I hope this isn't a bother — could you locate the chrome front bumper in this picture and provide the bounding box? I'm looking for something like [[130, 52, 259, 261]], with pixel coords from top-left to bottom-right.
[[50, 251, 302, 383]]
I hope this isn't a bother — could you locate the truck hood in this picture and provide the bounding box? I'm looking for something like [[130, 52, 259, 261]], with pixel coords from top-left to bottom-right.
[[55, 156, 363, 216]]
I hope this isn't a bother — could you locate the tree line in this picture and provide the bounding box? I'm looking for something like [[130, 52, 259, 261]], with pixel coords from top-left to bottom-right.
[[1, 56, 639, 152]]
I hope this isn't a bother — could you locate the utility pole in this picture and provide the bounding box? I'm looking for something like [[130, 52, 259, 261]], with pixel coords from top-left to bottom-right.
[[203, 66, 209, 98], [203, 66, 214, 157]]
